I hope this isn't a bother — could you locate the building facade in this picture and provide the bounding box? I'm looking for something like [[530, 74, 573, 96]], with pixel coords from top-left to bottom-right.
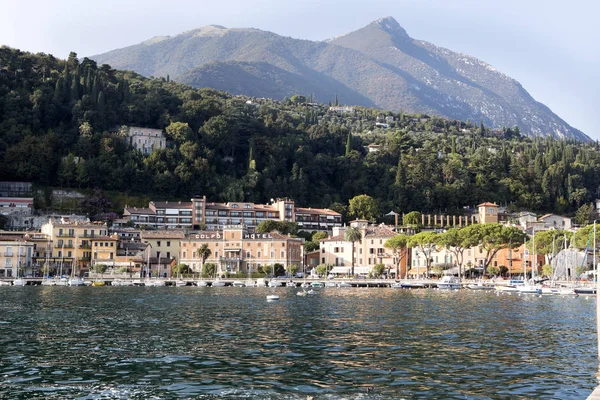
[[127, 127, 166, 155], [40, 219, 109, 275], [140, 230, 185, 278], [123, 197, 342, 232], [179, 225, 303, 276], [0, 236, 34, 277]]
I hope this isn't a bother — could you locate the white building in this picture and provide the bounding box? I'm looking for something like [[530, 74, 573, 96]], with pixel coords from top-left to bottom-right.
[[538, 214, 572, 230], [127, 127, 166, 155]]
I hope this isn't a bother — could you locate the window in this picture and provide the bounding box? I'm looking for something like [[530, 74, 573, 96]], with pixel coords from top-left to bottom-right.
[[166, 241, 171, 247], [183, 251, 187, 259], [110, 252, 114, 260], [231, 204, 239, 208], [167, 252, 171, 258], [245, 204, 252, 209], [157, 241, 161, 246], [258, 251, 261, 258], [322, 258, 325, 263]]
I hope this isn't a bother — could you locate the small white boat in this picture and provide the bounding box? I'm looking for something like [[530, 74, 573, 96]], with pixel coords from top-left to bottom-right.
[[324, 281, 336, 288], [232, 280, 246, 287], [307, 289, 316, 295], [211, 280, 226, 287], [68, 277, 86, 286], [337, 282, 352, 288], [12, 278, 26, 286], [391, 282, 403, 289], [0, 281, 11, 286], [400, 281, 426, 289], [269, 279, 283, 287], [55, 277, 69, 286], [153, 280, 166, 287], [495, 279, 525, 293], [311, 282, 324, 288], [467, 282, 495, 291], [196, 280, 208, 287], [437, 276, 462, 290], [296, 290, 307, 297], [516, 283, 542, 294], [132, 279, 145, 286], [301, 282, 311, 288], [175, 280, 187, 287], [266, 294, 280, 301], [41, 279, 56, 286]]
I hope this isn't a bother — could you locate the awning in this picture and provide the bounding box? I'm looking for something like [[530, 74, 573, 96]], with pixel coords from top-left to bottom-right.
[[330, 266, 350, 274]]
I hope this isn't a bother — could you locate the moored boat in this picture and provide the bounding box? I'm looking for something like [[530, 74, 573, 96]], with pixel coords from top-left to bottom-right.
[[12, 278, 26, 286], [232, 280, 246, 287], [68, 277, 86, 286], [437, 276, 462, 290], [266, 294, 280, 301], [467, 282, 495, 291]]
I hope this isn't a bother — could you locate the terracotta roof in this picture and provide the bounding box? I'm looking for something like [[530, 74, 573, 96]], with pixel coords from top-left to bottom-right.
[[91, 235, 118, 241], [140, 230, 186, 239], [363, 226, 396, 238], [151, 201, 192, 209], [124, 207, 155, 215], [478, 202, 498, 207], [321, 234, 345, 242], [539, 213, 568, 221], [295, 207, 341, 216], [0, 236, 28, 242]]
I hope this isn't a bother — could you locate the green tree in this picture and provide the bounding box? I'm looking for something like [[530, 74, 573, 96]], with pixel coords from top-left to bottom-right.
[[542, 264, 553, 277], [372, 263, 385, 277], [196, 244, 212, 276], [202, 262, 216, 278], [436, 227, 476, 279], [384, 233, 408, 278], [344, 226, 362, 276], [404, 211, 422, 227], [487, 265, 500, 276], [460, 224, 525, 274], [574, 203, 595, 226], [348, 194, 379, 221], [315, 264, 328, 277], [286, 264, 299, 277], [407, 231, 439, 277]]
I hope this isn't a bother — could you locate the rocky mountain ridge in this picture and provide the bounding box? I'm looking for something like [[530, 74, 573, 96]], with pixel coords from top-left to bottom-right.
[[92, 17, 588, 141]]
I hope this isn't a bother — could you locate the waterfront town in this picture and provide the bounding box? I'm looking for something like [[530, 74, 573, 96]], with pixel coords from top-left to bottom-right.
[[0, 179, 597, 286]]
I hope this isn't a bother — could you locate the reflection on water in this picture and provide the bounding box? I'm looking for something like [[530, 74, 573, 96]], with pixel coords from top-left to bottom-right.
[[0, 287, 596, 399]]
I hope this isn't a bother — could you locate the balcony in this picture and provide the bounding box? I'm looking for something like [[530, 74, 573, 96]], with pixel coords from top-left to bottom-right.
[[79, 256, 91, 261], [57, 233, 75, 238], [220, 257, 242, 262]]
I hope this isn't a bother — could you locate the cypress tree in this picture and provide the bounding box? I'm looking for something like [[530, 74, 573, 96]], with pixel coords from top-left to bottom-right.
[[70, 72, 80, 102], [345, 132, 352, 156], [97, 91, 105, 119]]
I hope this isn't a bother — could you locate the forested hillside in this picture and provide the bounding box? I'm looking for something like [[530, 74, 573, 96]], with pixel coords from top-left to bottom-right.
[[1, 47, 599, 217]]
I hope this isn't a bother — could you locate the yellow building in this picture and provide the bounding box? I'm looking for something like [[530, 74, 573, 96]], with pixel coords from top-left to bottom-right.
[[40, 219, 108, 275], [90, 235, 119, 269], [0, 236, 34, 277], [140, 230, 185, 278], [180, 225, 303, 276], [478, 202, 499, 224]]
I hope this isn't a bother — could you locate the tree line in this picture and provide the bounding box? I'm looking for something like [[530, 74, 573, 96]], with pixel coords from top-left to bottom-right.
[[1, 47, 600, 220]]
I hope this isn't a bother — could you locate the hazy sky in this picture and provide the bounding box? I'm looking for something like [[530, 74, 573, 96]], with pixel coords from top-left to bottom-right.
[[2, 0, 598, 138]]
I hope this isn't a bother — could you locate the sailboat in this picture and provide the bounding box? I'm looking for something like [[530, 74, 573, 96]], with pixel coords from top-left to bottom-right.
[[69, 234, 85, 286], [12, 242, 26, 286], [266, 247, 280, 300], [573, 226, 597, 295], [517, 231, 542, 294]]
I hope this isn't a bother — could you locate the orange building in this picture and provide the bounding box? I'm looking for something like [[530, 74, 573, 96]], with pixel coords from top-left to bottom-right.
[[487, 243, 545, 276]]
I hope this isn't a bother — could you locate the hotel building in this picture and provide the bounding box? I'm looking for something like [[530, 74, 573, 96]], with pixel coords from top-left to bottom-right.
[[179, 225, 303, 276], [123, 197, 342, 232]]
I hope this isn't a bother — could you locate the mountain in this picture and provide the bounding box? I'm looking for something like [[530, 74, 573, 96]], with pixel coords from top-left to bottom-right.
[[92, 18, 588, 141]]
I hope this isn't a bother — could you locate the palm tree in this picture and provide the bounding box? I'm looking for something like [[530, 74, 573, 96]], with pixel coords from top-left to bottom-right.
[[344, 227, 362, 276], [196, 244, 212, 278]]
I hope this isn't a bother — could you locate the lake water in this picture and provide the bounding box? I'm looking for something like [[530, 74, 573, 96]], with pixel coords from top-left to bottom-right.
[[0, 286, 597, 399]]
